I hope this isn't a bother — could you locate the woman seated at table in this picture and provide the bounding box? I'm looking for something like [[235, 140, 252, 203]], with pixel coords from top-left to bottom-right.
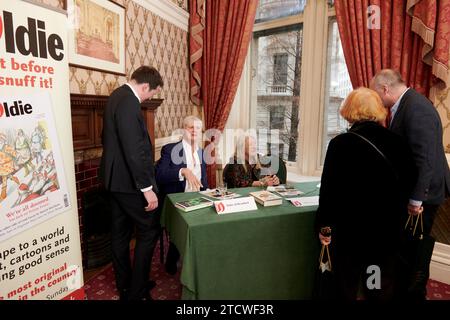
[[224, 133, 280, 188]]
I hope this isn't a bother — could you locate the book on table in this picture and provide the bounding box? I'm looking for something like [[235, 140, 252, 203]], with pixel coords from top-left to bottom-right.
[[274, 189, 303, 197], [175, 197, 214, 212], [266, 185, 303, 197], [249, 190, 282, 207], [267, 184, 296, 192], [199, 189, 241, 200]]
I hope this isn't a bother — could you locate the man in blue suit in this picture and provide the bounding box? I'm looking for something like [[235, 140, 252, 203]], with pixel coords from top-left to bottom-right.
[[156, 115, 208, 274]]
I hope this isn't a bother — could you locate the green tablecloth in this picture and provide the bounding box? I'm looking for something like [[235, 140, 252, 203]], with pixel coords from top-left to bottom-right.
[[160, 181, 320, 300]]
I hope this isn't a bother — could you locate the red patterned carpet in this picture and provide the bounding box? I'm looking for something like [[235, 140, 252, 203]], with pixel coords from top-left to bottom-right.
[[83, 239, 450, 300], [84, 239, 182, 300], [427, 279, 450, 300]]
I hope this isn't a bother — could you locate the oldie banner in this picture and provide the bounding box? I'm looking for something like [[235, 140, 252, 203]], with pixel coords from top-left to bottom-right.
[[0, 1, 84, 300]]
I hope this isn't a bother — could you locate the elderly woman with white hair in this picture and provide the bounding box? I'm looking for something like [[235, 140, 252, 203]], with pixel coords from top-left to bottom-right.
[[223, 133, 280, 188]]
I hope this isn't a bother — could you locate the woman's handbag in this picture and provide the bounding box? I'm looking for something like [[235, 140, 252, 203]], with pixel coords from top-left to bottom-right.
[[313, 243, 337, 300]]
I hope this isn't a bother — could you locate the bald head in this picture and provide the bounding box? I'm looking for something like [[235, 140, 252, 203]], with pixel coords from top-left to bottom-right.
[[371, 69, 405, 89], [370, 69, 407, 108]]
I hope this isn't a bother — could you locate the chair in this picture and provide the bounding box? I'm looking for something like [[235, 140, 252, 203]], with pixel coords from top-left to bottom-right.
[[154, 157, 166, 265], [261, 154, 287, 184], [155, 197, 166, 265], [222, 164, 232, 186]]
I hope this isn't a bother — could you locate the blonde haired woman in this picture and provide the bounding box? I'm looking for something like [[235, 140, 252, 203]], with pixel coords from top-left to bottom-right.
[[315, 87, 416, 300], [223, 133, 280, 188]]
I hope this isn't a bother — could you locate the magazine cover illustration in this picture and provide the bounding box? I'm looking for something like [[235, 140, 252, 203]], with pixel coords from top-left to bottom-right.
[[0, 93, 71, 241]]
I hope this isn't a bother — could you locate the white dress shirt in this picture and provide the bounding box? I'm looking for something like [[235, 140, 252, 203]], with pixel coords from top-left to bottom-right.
[[389, 87, 409, 126], [126, 83, 141, 102], [179, 139, 202, 192]]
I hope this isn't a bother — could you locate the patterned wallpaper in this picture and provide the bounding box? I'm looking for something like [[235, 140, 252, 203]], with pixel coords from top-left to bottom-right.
[[432, 86, 450, 152], [169, 0, 188, 11], [35, 0, 195, 139], [429, 44, 450, 152]]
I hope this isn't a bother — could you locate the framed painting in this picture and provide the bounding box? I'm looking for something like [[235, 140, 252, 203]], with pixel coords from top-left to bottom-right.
[[67, 0, 125, 75]]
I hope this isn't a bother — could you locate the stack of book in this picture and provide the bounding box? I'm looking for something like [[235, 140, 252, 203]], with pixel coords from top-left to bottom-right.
[[249, 190, 282, 207], [175, 197, 214, 212]]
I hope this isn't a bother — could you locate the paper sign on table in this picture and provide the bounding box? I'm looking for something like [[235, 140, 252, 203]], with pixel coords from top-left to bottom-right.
[[289, 196, 319, 207], [214, 197, 257, 214]]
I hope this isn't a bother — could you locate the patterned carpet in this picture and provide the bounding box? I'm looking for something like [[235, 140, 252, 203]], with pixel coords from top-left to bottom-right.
[[84, 239, 182, 300], [83, 239, 450, 300], [427, 279, 450, 300]]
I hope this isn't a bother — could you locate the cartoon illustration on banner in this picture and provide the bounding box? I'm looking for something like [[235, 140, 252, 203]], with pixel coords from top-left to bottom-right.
[[0, 93, 70, 242]]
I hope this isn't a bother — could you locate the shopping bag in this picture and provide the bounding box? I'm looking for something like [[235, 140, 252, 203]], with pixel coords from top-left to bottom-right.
[[398, 211, 435, 297]]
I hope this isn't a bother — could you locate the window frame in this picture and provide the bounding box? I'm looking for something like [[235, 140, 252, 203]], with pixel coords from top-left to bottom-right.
[[249, 0, 338, 176]]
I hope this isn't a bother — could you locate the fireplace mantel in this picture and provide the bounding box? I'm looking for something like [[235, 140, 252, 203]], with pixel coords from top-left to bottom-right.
[[70, 93, 163, 158]]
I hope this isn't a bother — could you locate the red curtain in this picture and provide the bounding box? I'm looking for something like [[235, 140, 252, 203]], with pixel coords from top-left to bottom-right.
[[408, 0, 450, 88], [189, 0, 205, 106], [189, 0, 258, 187], [335, 0, 449, 96]]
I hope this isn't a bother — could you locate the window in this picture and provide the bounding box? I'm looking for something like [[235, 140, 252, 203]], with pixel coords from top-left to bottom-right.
[[269, 106, 286, 157], [255, 0, 306, 24], [270, 106, 285, 130], [249, 0, 352, 176], [254, 25, 302, 162], [321, 18, 352, 164], [273, 53, 288, 89]]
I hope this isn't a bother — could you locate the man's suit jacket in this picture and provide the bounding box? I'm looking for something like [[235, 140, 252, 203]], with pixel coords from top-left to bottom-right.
[[99, 85, 157, 194], [155, 141, 208, 196], [390, 88, 450, 205]]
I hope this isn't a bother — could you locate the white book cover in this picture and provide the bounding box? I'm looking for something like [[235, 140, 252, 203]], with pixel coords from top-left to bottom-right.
[[249, 190, 282, 204]]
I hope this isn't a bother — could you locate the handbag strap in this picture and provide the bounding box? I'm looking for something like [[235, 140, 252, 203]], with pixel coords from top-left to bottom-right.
[[405, 208, 425, 238], [319, 244, 332, 271], [347, 131, 399, 181], [326, 245, 332, 270]]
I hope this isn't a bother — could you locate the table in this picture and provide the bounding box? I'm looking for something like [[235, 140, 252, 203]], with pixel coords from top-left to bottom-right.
[[160, 181, 320, 300]]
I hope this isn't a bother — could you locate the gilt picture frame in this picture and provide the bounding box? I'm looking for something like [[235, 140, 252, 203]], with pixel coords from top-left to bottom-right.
[[67, 0, 125, 75]]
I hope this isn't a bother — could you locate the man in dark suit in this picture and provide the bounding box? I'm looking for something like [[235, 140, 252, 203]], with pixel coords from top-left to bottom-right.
[[99, 66, 163, 300], [371, 69, 450, 300], [155, 115, 208, 274]]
